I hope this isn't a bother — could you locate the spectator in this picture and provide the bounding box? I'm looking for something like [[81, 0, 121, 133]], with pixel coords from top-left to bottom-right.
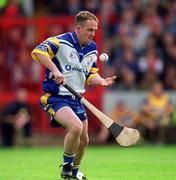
[[138, 48, 164, 85], [0, 88, 32, 147], [97, 99, 139, 144], [138, 71, 159, 90], [139, 82, 174, 143], [12, 47, 34, 90], [117, 67, 137, 90], [81, 0, 99, 14], [161, 32, 175, 62], [114, 47, 138, 73], [163, 65, 176, 90], [132, 12, 152, 54], [67, 0, 80, 15], [161, 2, 176, 34], [100, 0, 118, 37], [2, 27, 23, 90], [115, 8, 136, 37], [107, 33, 133, 74]]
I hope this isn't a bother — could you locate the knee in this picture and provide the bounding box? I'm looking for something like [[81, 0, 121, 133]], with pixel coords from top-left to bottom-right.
[[70, 121, 83, 136], [80, 135, 89, 147]]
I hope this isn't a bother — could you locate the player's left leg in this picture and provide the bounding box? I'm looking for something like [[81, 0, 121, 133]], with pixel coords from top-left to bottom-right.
[[72, 120, 89, 179]]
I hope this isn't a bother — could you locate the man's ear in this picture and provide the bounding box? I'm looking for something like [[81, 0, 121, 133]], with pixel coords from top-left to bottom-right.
[[76, 25, 81, 34]]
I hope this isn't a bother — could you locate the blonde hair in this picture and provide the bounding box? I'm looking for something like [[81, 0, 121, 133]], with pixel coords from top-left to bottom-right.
[[74, 11, 98, 26]]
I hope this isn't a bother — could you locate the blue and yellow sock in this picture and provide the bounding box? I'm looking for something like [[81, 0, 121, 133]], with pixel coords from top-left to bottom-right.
[[63, 152, 75, 165], [72, 164, 80, 177]]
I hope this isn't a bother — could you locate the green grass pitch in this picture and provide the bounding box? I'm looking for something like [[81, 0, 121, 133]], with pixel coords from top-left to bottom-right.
[[0, 145, 176, 180]]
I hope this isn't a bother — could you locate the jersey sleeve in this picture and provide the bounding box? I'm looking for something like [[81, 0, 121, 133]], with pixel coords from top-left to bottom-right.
[[85, 43, 99, 84], [86, 62, 99, 85], [31, 37, 60, 61], [86, 41, 99, 84]]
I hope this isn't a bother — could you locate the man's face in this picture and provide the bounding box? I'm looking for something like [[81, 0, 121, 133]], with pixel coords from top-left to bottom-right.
[[152, 84, 163, 96], [76, 19, 98, 46]]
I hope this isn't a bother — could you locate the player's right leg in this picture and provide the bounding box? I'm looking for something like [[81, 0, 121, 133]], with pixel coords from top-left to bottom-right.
[[54, 106, 83, 179]]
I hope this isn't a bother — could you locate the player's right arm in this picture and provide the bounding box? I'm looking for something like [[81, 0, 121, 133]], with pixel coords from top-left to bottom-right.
[[31, 37, 65, 84], [33, 53, 64, 84]]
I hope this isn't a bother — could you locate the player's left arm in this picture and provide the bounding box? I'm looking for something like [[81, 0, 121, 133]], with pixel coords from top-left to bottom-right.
[[88, 74, 117, 86], [86, 60, 116, 86]]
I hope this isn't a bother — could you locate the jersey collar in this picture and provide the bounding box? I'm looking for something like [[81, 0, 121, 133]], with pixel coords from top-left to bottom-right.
[[71, 31, 79, 44], [71, 31, 91, 47]]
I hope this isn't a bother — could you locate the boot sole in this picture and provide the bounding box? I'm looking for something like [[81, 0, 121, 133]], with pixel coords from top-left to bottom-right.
[[61, 175, 73, 179]]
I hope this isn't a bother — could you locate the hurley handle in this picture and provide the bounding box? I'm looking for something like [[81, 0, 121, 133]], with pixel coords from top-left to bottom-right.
[[50, 75, 82, 100], [63, 84, 82, 100]]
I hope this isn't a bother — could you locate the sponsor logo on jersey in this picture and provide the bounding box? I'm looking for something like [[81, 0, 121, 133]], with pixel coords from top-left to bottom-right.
[[36, 44, 48, 52], [65, 65, 87, 73]]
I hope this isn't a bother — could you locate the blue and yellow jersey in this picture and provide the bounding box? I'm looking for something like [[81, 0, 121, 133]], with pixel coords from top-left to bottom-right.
[[147, 93, 169, 109], [31, 32, 99, 95]]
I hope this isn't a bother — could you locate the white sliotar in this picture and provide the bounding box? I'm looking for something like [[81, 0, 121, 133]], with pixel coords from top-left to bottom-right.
[[99, 53, 109, 62]]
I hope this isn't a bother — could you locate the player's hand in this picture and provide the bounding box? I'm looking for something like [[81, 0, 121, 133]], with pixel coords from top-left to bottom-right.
[[101, 75, 117, 86], [53, 70, 65, 84]]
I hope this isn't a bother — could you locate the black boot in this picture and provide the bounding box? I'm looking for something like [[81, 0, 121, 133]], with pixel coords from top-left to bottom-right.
[[60, 163, 73, 179]]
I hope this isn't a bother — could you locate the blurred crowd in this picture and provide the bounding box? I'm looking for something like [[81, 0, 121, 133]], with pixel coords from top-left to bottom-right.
[[0, 26, 41, 91], [0, 0, 175, 91], [102, 0, 176, 91]]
